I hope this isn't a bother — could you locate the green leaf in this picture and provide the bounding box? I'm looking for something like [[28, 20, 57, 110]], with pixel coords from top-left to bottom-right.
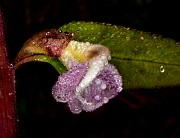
[[60, 21, 180, 90], [14, 55, 67, 74]]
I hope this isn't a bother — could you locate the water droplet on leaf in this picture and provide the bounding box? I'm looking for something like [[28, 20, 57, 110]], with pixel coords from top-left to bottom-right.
[[140, 37, 144, 40], [160, 66, 165, 73]]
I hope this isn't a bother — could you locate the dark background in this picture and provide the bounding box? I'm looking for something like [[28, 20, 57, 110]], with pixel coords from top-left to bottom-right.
[[1, 0, 180, 137]]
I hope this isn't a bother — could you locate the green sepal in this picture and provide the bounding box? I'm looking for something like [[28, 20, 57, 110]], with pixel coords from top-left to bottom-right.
[[14, 54, 67, 74]]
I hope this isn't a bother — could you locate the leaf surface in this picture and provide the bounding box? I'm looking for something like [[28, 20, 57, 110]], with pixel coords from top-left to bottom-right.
[[60, 22, 180, 90]]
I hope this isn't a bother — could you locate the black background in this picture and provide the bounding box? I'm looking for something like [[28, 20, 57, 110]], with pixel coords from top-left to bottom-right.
[[1, 0, 180, 137]]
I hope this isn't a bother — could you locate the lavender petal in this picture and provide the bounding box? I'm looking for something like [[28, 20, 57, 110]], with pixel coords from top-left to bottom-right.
[[68, 97, 82, 114], [52, 62, 88, 103], [81, 64, 123, 112], [52, 62, 123, 114]]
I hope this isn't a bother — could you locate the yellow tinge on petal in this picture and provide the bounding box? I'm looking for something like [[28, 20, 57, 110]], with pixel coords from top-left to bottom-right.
[[60, 40, 110, 69]]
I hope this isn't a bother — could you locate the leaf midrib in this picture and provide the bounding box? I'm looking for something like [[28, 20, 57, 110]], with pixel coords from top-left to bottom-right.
[[112, 56, 180, 67]]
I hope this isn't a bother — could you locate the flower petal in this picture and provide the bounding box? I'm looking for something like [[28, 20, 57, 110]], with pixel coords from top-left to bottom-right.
[[52, 61, 123, 114], [80, 64, 123, 112], [67, 63, 122, 113], [52, 62, 88, 102], [68, 97, 82, 114]]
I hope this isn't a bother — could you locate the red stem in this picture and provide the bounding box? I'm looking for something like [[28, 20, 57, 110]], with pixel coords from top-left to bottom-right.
[[0, 8, 18, 138]]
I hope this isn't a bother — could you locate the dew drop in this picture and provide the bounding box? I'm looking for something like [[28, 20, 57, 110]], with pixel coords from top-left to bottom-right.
[[71, 45, 77, 50], [9, 64, 14, 68], [46, 31, 51, 36], [110, 34, 114, 38], [100, 83, 106, 90], [95, 79, 101, 85], [146, 51, 150, 54], [140, 37, 144, 40], [108, 55, 111, 60], [160, 66, 165, 73], [103, 97, 109, 103], [8, 93, 12, 96], [94, 95, 101, 100]]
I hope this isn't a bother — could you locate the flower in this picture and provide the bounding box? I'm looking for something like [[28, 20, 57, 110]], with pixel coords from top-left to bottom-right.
[[13, 28, 123, 114], [52, 61, 123, 114]]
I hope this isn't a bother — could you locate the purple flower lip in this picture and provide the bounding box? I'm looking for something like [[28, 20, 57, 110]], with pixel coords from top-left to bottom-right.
[[52, 62, 88, 103], [52, 62, 123, 114]]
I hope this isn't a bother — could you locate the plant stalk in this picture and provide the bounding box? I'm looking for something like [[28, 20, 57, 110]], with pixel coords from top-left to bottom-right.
[[0, 7, 18, 138]]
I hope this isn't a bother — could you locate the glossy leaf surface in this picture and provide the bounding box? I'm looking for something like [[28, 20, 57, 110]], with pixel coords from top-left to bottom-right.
[[60, 22, 180, 90]]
